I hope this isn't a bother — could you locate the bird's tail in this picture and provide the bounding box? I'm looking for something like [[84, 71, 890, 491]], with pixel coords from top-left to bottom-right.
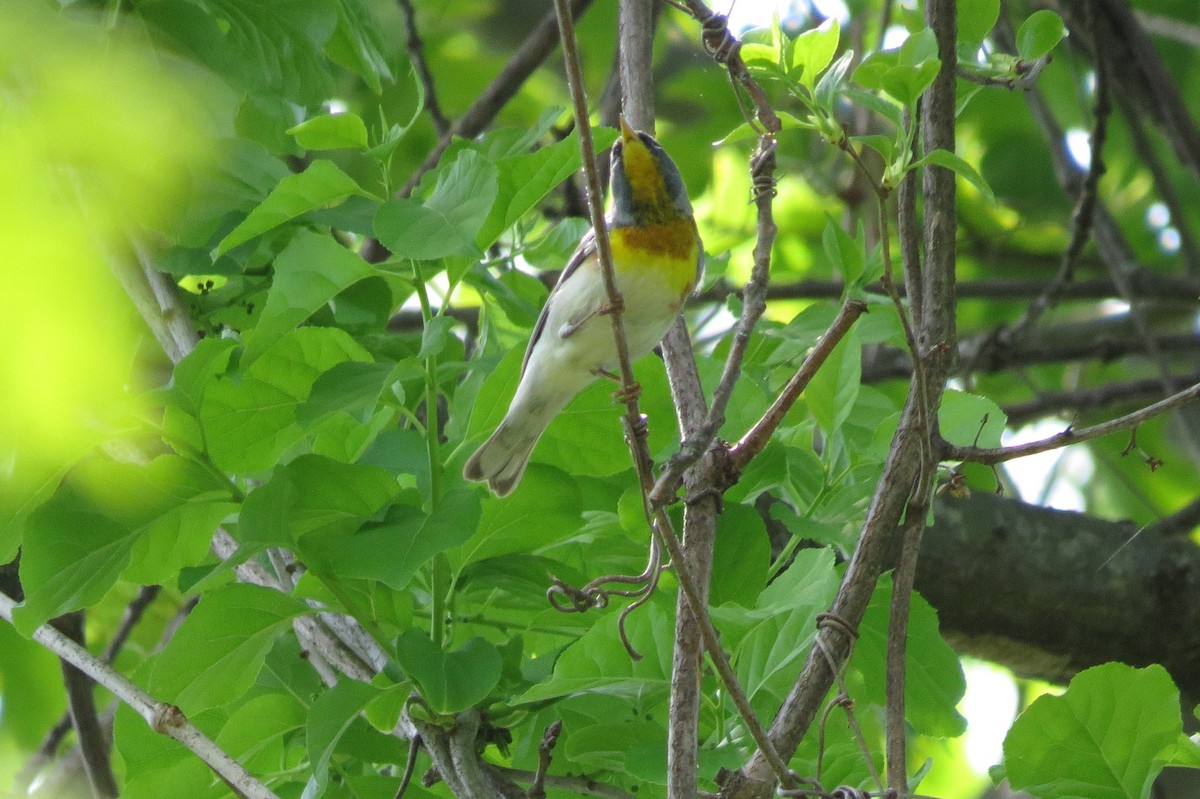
[[462, 419, 543, 497]]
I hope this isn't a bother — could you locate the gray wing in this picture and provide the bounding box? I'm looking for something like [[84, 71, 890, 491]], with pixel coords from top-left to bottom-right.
[[520, 227, 598, 376]]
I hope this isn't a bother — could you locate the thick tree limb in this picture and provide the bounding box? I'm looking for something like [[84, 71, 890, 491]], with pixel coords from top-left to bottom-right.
[[916, 492, 1200, 705]]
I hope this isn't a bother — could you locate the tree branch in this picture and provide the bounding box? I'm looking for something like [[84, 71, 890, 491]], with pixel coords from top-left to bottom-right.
[[941, 379, 1200, 465], [915, 492, 1200, 703], [53, 611, 119, 799], [397, 0, 449, 137], [728, 297, 867, 471], [0, 593, 281, 799]]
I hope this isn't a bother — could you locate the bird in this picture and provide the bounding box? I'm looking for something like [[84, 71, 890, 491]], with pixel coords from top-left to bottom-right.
[[463, 117, 702, 497]]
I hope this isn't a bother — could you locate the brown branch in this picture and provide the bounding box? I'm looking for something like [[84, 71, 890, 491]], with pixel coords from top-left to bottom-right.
[[527, 721, 562, 799], [1001, 2, 1111, 345], [1145, 495, 1200, 538], [942, 380, 1200, 465], [1062, 0, 1200, 179], [489, 766, 638, 799], [53, 611, 119, 799], [1004, 370, 1200, 427], [397, 0, 449, 137], [1121, 95, 1200, 277], [729, 298, 867, 470], [647, 5, 784, 509]]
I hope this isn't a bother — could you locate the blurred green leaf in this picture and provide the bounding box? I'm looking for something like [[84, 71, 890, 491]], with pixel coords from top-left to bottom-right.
[[959, 0, 1000, 47], [288, 112, 370, 150], [1016, 10, 1066, 61], [916, 148, 996, 202], [791, 18, 840, 90], [375, 149, 498, 259]]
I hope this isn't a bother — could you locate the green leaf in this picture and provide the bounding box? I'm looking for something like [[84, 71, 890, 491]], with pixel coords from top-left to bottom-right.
[[938, 389, 1007, 449], [712, 549, 839, 700], [709, 503, 770, 607], [288, 112, 369, 150], [815, 50, 855, 109], [139, 0, 338, 106], [374, 149, 498, 259], [805, 325, 861, 435], [298, 360, 420, 427], [325, 0, 393, 94], [13, 502, 134, 636], [851, 50, 897, 91], [418, 314, 458, 359], [318, 486, 481, 590], [242, 230, 377, 364], [239, 454, 399, 550], [215, 160, 367, 256], [114, 701, 207, 799], [917, 148, 996, 202], [1016, 10, 1066, 61], [455, 466, 583, 566], [215, 692, 306, 764], [853, 573, 967, 737], [880, 59, 941, 107], [475, 129, 617, 249], [791, 18, 840, 91], [518, 601, 674, 703], [149, 584, 308, 713], [898, 28, 939, 66], [959, 0, 1001, 47], [307, 679, 384, 794], [1004, 663, 1183, 799], [395, 630, 502, 713], [201, 327, 372, 473], [13, 456, 234, 633], [822, 218, 866, 284]]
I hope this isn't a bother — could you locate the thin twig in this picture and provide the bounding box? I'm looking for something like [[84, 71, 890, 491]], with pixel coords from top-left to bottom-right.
[[729, 298, 868, 470], [942, 380, 1200, 464], [397, 0, 450, 137], [528, 721, 562, 799], [1004, 370, 1200, 426], [0, 593, 282, 799], [388, 0, 599, 206], [1003, 3, 1111, 344], [490, 765, 638, 799], [551, 0, 649, 491]]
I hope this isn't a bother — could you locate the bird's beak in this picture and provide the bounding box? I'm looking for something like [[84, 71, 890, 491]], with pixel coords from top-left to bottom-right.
[[619, 116, 637, 144]]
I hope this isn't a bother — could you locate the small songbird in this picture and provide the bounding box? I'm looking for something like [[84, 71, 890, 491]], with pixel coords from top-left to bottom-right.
[[463, 118, 702, 496]]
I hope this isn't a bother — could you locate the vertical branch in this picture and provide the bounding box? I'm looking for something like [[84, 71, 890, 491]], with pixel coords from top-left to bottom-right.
[[613, 3, 714, 797], [723, 2, 960, 796], [885, 0, 958, 792], [54, 611, 119, 799]]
